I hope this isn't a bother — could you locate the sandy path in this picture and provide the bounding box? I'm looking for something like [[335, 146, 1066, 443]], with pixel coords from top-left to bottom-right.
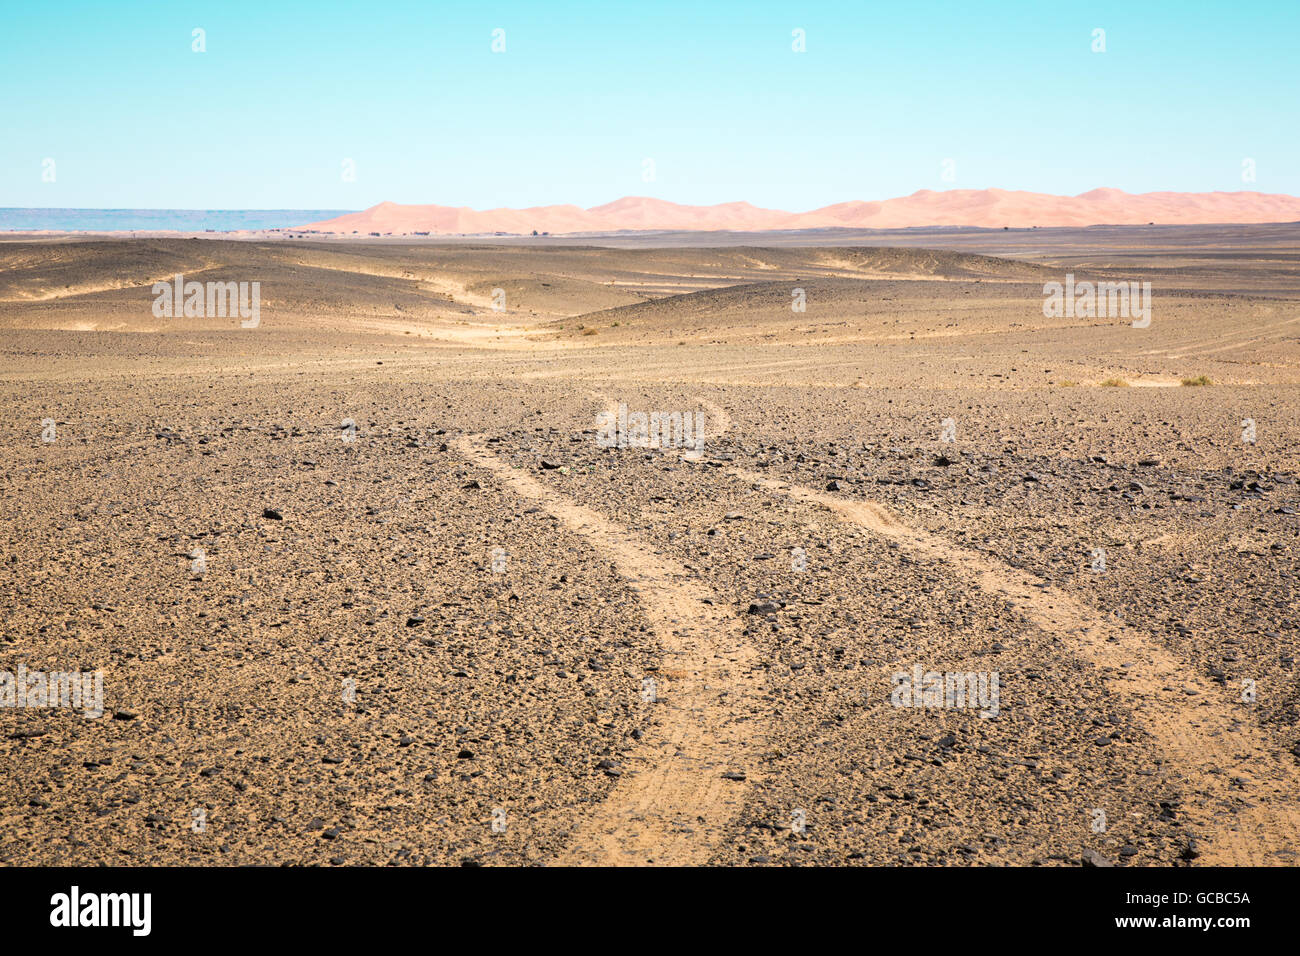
[[1142, 313, 1300, 361], [451, 434, 762, 865], [729, 468, 1300, 865]]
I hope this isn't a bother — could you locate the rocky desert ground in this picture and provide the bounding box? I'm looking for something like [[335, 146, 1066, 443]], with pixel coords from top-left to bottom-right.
[[1, 226, 1297, 866]]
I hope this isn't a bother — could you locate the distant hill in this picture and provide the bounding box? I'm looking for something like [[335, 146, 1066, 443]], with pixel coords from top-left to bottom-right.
[[298, 189, 1300, 235]]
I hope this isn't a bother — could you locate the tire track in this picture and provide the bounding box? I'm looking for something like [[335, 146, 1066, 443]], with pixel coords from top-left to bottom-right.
[[729, 468, 1300, 865], [451, 434, 762, 866]]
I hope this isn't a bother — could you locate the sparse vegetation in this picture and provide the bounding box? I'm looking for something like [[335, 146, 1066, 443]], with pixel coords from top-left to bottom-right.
[[1181, 375, 1213, 386], [1100, 378, 1130, 387], [1057, 380, 1078, 387], [581, 327, 598, 336]]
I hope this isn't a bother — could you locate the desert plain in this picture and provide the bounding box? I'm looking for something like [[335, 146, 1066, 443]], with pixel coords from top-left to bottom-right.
[[1, 224, 1298, 866]]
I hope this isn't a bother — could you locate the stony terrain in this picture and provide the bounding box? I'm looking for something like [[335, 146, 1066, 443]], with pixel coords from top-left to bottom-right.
[[1, 226, 1297, 865]]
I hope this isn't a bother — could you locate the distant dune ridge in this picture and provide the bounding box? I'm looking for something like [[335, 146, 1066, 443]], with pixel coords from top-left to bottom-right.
[[298, 189, 1300, 235]]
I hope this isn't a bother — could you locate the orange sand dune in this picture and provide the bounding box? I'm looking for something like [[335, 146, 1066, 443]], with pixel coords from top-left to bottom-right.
[[299, 189, 1300, 235]]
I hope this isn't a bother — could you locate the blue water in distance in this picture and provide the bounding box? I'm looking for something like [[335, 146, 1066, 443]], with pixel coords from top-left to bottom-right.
[[0, 209, 355, 232]]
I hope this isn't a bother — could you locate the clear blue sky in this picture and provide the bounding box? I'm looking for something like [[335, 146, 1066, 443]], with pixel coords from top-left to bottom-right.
[[3, 0, 1296, 210]]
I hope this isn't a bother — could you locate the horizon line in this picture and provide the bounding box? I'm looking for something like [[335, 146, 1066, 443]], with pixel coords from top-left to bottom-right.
[[8, 186, 1300, 215]]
